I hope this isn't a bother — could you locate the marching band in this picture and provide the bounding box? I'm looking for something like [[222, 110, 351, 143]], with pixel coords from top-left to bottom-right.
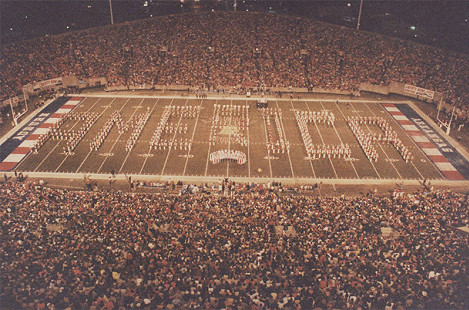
[[90, 111, 121, 151], [28, 103, 416, 167], [294, 109, 352, 160], [262, 108, 290, 154], [150, 105, 201, 151], [296, 109, 335, 126], [309, 143, 352, 160], [210, 149, 247, 165], [125, 112, 151, 152], [49, 112, 101, 155], [209, 104, 249, 147], [347, 116, 413, 163]]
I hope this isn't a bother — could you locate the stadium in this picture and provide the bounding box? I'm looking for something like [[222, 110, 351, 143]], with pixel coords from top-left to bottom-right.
[[1, 3, 468, 309]]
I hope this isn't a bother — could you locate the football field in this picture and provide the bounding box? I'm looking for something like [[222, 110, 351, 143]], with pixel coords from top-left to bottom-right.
[[2, 95, 469, 183]]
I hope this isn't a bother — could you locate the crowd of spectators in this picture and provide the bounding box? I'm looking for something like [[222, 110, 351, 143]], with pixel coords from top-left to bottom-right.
[[1, 11, 469, 115], [1, 180, 467, 309]]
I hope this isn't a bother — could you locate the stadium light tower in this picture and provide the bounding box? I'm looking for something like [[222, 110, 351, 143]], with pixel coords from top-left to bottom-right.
[[357, 0, 364, 30], [109, 0, 114, 25]]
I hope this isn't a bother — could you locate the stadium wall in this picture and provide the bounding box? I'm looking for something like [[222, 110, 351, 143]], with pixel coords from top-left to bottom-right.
[[311, 87, 357, 96], [359, 81, 444, 104]]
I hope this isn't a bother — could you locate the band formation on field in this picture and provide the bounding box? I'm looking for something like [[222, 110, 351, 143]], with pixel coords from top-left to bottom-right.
[[1, 95, 468, 183]]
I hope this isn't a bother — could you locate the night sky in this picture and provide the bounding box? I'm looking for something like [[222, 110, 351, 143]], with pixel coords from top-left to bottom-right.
[[1, 0, 468, 54]]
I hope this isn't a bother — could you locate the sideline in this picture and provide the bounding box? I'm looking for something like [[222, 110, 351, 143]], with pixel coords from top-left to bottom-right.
[[69, 93, 412, 104], [3, 170, 469, 187]]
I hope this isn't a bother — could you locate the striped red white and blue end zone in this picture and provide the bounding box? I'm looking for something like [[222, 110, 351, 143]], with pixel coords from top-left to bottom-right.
[[383, 103, 467, 180], [0, 97, 84, 171]]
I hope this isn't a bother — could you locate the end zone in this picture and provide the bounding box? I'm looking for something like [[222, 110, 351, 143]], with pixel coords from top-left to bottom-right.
[[383, 102, 469, 180], [0, 97, 84, 171]]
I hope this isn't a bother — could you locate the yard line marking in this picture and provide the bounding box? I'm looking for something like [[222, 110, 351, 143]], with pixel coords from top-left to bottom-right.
[[182, 99, 204, 176], [246, 100, 251, 178], [261, 103, 274, 179], [97, 98, 142, 173], [351, 101, 402, 179], [364, 102, 424, 180], [204, 99, 219, 177], [118, 98, 157, 174], [334, 100, 382, 179], [304, 101, 338, 190], [139, 98, 173, 174], [36, 97, 102, 172], [76, 97, 131, 173], [274, 100, 295, 178], [160, 98, 189, 176], [320, 101, 360, 179], [289, 100, 316, 179], [226, 99, 234, 178]]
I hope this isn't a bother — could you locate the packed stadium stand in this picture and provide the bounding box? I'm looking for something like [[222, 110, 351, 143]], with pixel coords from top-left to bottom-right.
[[1, 180, 468, 309], [1, 12, 468, 115]]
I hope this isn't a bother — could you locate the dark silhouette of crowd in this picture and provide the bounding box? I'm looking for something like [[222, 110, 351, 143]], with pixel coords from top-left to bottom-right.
[[1, 180, 467, 309], [1, 11, 469, 115]]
